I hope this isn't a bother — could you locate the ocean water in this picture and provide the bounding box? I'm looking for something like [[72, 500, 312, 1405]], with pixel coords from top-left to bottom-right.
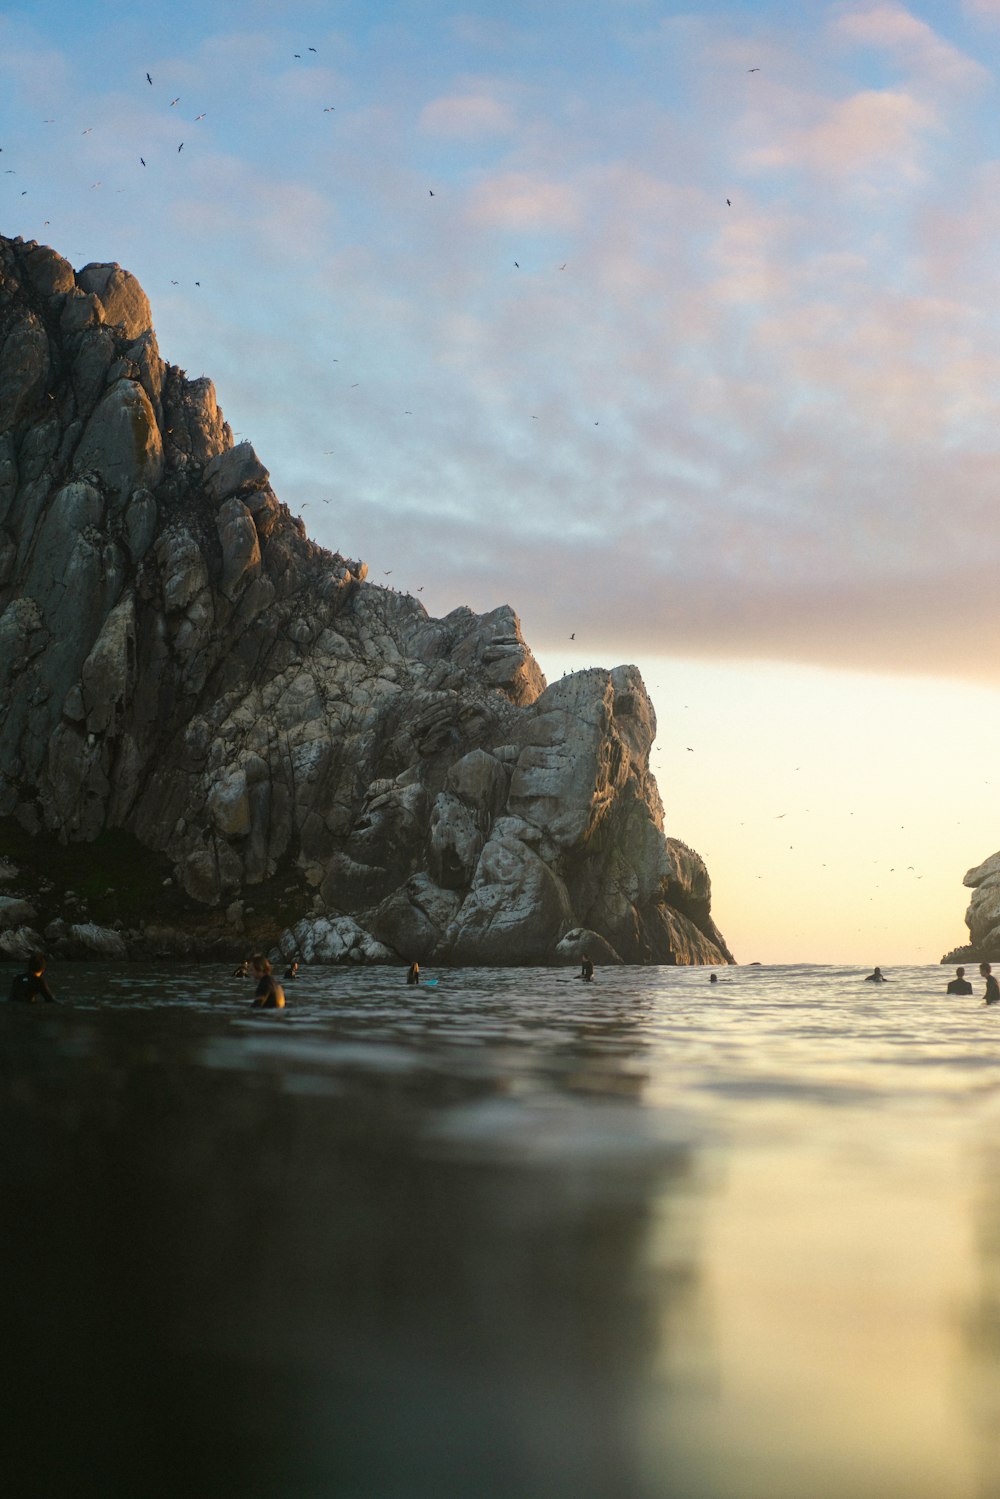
[[3, 961, 999, 1499]]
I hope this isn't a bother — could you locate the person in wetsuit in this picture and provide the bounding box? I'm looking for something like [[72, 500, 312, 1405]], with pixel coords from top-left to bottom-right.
[[250, 955, 285, 1009], [9, 951, 56, 1003], [946, 966, 973, 995], [407, 961, 420, 985], [283, 960, 299, 980], [980, 962, 1000, 1005], [864, 967, 888, 983], [580, 954, 594, 982]]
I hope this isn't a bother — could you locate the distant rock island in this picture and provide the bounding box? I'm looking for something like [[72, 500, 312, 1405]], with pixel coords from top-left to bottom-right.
[[942, 853, 1000, 965], [0, 233, 733, 967]]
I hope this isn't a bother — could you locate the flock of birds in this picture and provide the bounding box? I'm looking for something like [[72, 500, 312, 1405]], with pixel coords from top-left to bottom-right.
[[3, 47, 964, 953], [1, 49, 340, 275], [1, 44, 767, 362]]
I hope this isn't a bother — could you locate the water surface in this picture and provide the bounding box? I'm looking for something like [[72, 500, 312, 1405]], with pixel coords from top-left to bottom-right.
[[3, 962, 999, 1498]]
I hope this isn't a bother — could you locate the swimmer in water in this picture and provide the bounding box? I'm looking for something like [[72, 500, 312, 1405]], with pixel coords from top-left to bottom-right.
[[250, 954, 285, 1009], [8, 951, 57, 1003], [946, 966, 973, 995], [981, 961, 1000, 1005], [233, 959, 250, 978], [283, 960, 299, 979], [864, 967, 888, 983], [580, 954, 594, 982], [407, 961, 420, 985]]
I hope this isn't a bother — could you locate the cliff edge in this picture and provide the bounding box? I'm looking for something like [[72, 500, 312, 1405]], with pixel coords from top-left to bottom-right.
[[0, 234, 732, 966]]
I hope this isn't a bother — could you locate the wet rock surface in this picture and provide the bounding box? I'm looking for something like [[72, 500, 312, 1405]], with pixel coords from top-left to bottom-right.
[[0, 233, 732, 966]]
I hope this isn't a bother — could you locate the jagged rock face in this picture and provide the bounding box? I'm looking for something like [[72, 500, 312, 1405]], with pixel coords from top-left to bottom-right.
[[961, 852, 1000, 960], [0, 233, 732, 966]]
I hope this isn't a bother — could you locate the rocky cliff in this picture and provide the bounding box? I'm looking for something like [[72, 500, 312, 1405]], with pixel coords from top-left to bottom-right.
[[945, 853, 1000, 964], [0, 233, 732, 966]]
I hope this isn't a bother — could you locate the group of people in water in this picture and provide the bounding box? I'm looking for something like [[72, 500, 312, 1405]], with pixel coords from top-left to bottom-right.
[[10, 948, 1000, 1005], [864, 963, 1000, 1004], [5, 948, 599, 1004]]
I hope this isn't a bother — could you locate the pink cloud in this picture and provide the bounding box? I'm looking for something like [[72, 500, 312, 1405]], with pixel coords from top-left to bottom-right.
[[832, 4, 988, 92], [419, 92, 515, 137], [465, 171, 581, 231], [747, 88, 938, 181]]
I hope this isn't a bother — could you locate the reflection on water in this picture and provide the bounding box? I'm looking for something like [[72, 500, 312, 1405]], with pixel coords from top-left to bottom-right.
[[2, 963, 999, 1497]]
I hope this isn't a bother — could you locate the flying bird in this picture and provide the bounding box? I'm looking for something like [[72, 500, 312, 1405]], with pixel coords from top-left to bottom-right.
[[140, 157, 146, 165], [146, 72, 153, 85], [569, 633, 575, 640], [178, 142, 184, 151], [748, 67, 760, 72], [170, 97, 180, 106], [323, 106, 335, 112], [309, 46, 317, 52], [726, 198, 731, 206], [514, 261, 519, 267], [429, 189, 434, 195], [195, 113, 206, 121]]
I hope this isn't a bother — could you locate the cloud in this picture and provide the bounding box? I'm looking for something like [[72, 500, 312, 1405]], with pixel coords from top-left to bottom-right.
[[8, 2, 1000, 687], [962, 0, 1000, 20], [419, 91, 515, 137], [832, 4, 989, 94], [0, 16, 74, 103], [746, 87, 938, 182], [464, 170, 581, 231]]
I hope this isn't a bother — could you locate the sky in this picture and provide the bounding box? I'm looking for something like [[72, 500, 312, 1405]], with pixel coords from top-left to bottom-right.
[[3, 0, 1000, 963]]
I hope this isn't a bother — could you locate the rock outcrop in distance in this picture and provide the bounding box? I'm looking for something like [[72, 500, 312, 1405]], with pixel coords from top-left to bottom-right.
[[944, 852, 1000, 964], [0, 233, 733, 966]]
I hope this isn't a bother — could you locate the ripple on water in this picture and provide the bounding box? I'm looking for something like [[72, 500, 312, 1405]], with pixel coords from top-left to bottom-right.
[[3, 960, 1000, 1498]]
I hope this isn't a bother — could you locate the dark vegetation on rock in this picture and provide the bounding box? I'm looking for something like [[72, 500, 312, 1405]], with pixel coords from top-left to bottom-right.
[[0, 234, 733, 965]]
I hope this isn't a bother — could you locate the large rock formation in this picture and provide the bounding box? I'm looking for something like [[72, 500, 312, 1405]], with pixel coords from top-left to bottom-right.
[[947, 852, 1000, 963], [0, 234, 732, 965]]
